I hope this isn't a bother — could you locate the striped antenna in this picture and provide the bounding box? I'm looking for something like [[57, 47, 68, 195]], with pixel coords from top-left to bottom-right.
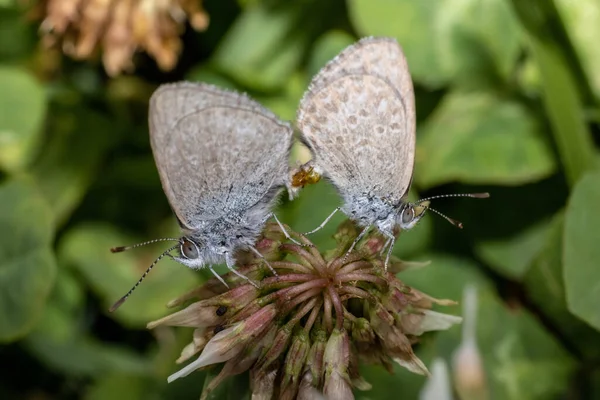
[[111, 237, 179, 253], [109, 243, 179, 312], [417, 192, 489, 229]]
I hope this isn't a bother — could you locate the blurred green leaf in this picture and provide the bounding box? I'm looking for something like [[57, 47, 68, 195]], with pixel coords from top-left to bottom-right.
[[186, 65, 240, 90], [0, 8, 36, 60], [24, 266, 150, 378], [564, 171, 600, 330], [475, 217, 552, 280], [554, 0, 600, 99], [347, 0, 522, 88], [28, 333, 151, 377], [59, 223, 199, 327], [307, 30, 356, 78], [347, 0, 446, 87], [511, 0, 596, 188], [361, 255, 575, 400], [258, 72, 306, 121], [25, 267, 84, 343], [31, 109, 115, 227], [400, 255, 576, 400], [524, 212, 600, 359], [0, 66, 46, 172], [85, 373, 147, 400], [279, 180, 343, 252], [415, 92, 556, 189], [200, 368, 249, 400], [0, 178, 56, 342], [212, 3, 307, 91]]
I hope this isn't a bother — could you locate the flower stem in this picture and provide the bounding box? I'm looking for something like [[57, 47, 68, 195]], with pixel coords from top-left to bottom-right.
[[261, 273, 316, 290], [275, 279, 328, 304], [304, 298, 323, 333], [270, 261, 313, 274], [335, 273, 387, 287], [339, 285, 375, 302], [282, 287, 323, 315], [323, 293, 333, 332], [280, 244, 327, 275], [328, 285, 344, 330], [337, 260, 374, 275]]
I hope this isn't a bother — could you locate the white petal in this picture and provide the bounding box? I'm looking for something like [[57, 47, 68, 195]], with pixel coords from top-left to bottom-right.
[[416, 310, 462, 335], [393, 355, 430, 376], [168, 325, 243, 382], [419, 358, 453, 400]]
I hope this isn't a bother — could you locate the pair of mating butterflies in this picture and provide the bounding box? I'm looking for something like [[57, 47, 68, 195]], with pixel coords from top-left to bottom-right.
[[110, 37, 488, 311]]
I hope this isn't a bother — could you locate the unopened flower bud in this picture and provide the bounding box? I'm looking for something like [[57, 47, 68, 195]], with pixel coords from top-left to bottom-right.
[[419, 358, 453, 400], [351, 318, 375, 343], [453, 286, 488, 400], [147, 301, 223, 329], [323, 329, 352, 400], [281, 330, 311, 392], [168, 304, 277, 382], [307, 329, 327, 388], [250, 365, 279, 400]]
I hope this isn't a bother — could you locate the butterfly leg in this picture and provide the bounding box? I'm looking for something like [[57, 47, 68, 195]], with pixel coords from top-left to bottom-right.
[[270, 213, 310, 247], [225, 252, 259, 288], [382, 230, 396, 272], [304, 207, 340, 235], [207, 264, 230, 289], [379, 236, 393, 257], [343, 224, 372, 261], [249, 245, 278, 276]]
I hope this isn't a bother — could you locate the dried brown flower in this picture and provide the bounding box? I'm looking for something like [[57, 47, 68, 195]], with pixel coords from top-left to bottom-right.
[[148, 221, 462, 399], [39, 0, 209, 75]]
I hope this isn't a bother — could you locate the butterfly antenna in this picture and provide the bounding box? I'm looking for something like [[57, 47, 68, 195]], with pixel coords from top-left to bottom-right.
[[110, 237, 179, 253], [416, 192, 490, 203], [109, 243, 179, 312], [422, 204, 464, 229]]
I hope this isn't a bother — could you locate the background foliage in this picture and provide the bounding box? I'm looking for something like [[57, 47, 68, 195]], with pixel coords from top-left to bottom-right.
[[1, 0, 599, 398]]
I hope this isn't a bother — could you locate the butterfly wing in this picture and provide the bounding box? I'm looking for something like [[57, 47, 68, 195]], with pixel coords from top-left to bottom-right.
[[297, 37, 415, 204], [149, 82, 293, 229]]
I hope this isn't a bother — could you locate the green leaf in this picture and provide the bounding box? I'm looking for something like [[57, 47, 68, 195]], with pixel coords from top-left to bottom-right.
[[511, 0, 596, 188], [212, 3, 307, 91], [307, 30, 356, 79], [415, 91, 556, 189], [0, 8, 36, 61], [85, 374, 147, 400], [257, 72, 307, 122], [400, 255, 576, 400], [27, 331, 151, 377], [0, 178, 56, 342], [31, 109, 115, 228], [0, 66, 46, 172], [186, 65, 240, 90], [361, 255, 575, 400], [524, 212, 600, 359], [564, 171, 600, 330], [58, 223, 199, 327], [475, 217, 552, 280], [278, 180, 343, 252], [347, 0, 522, 88], [554, 0, 600, 99]]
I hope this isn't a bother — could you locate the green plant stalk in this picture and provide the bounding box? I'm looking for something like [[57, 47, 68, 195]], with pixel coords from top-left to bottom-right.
[[511, 0, 596, 188]]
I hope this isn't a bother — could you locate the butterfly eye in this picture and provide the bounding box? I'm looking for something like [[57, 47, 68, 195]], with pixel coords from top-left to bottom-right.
[[181, 239, 199, 259], [401, 206, 415, 225]]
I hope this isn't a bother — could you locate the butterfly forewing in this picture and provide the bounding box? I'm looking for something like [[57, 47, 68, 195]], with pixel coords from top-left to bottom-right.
[[149, 82, 293, 229], [297, 37, 416, 202]]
